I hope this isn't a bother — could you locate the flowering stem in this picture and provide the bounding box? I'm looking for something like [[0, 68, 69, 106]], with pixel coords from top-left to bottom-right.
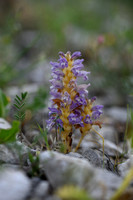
[[74, 135, 85, 152]]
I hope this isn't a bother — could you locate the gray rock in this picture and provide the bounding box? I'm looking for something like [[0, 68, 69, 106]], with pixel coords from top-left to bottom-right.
[[39, 151, 122, 200], [45, 196, 61, 200], [82, 148, 102, 167], [0, 169, 31, 200], [90, 169, 122, 200], [118, 155, 133, 177], [34, 181, 49, 198], [0, 118, 11, 129], [106, 107, 127, 123], [68, 152, 84, 159], [0, 142, 30, 164], [29, 61, 51, 84], [99, 126, 117, 144], [82, 149, 119, 175], [39, 151, 94, 189]]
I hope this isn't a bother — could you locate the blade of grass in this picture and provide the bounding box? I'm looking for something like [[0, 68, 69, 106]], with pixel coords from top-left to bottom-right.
[[37, 123, 50, 150]]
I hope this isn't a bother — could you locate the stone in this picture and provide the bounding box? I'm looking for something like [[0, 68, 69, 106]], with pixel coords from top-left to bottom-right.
[[118, 155, 133, 177], [82, 148, 119, 175], [0, 142, 30, 164], [68, 152, 84, 159], [99, 126, 117, 144], [106, 107, 127, 123], [39, 151, 122, 200], [39, 151, 94, 189], [34, 180, 49, 198], [0, 118, 11, 129], [0, 169, 31, 200], [82, 148, 102, 167]]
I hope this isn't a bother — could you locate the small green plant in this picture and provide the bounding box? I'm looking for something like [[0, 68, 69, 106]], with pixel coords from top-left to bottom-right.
[[0, 89, 20, 144], [0, 89, 9, 118], [13, 92, 33, 147], [14, 92, 28, 121], [123, 104, 133, 155], [0, 120, 20, 144], [28, 152, 40, 177], [37, 124, 50, 150]]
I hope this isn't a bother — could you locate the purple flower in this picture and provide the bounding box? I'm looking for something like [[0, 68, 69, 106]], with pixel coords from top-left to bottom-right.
[[76, 84, 90, 97], [76, 71, 90, 80], [91, 105, 103, 120], [46, 116, 56, 130], [52, 70, 64, 77], [84, 115, 92, 124], [59, 51, 65, 57], [74, 109, 81, 116], [68, 113, 84, 127], [56, 118, 63, 128], [48, 107, 61, 116], [49, 79, 63, 89], [73, 59, 84, 66], [92, 105, 104, 111], [92, 110, 103, 120], [50, 62, 62, 71], [71, 51, 81, 59], [75, 95, 87, 106], [70, 101, 79, 110], [62, 92, 71, 104], [58, 57, 68, 69], [46, 116, 63, 130], [91, 96, 96, 102], [50, 90, 61, 99]]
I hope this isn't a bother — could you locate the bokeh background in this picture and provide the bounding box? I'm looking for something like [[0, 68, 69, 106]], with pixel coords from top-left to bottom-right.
[[0, 0, 133, 109]]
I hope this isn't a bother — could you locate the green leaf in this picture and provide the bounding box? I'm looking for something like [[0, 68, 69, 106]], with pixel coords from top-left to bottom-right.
[[21, 92, 28, 100], [37, 124, 50, 150], [0, 120, 20, 144], [0, 89, 9, 117], [14, 98, 21, 105]]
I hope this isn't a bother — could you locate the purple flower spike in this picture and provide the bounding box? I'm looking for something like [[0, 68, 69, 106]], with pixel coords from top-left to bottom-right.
[[71, 51, 81, 59], [47, 51, 103, 151]]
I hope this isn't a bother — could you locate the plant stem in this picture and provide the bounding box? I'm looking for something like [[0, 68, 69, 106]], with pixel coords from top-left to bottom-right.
[[74, 135, 85, 152]]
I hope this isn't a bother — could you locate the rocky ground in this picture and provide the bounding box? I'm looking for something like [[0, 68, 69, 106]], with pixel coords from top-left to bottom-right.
[[0, 84, 133, 200]]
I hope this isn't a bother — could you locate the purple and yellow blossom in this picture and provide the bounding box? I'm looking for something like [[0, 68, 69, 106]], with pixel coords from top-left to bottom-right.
[[46, 51, 103, 153]]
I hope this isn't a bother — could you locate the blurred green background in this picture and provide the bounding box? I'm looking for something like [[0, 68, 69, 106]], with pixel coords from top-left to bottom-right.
[[0, 0, 133, 107]]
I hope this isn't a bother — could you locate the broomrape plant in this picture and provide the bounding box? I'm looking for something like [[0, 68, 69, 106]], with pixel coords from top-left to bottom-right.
[[46, 51, 104, 153]]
